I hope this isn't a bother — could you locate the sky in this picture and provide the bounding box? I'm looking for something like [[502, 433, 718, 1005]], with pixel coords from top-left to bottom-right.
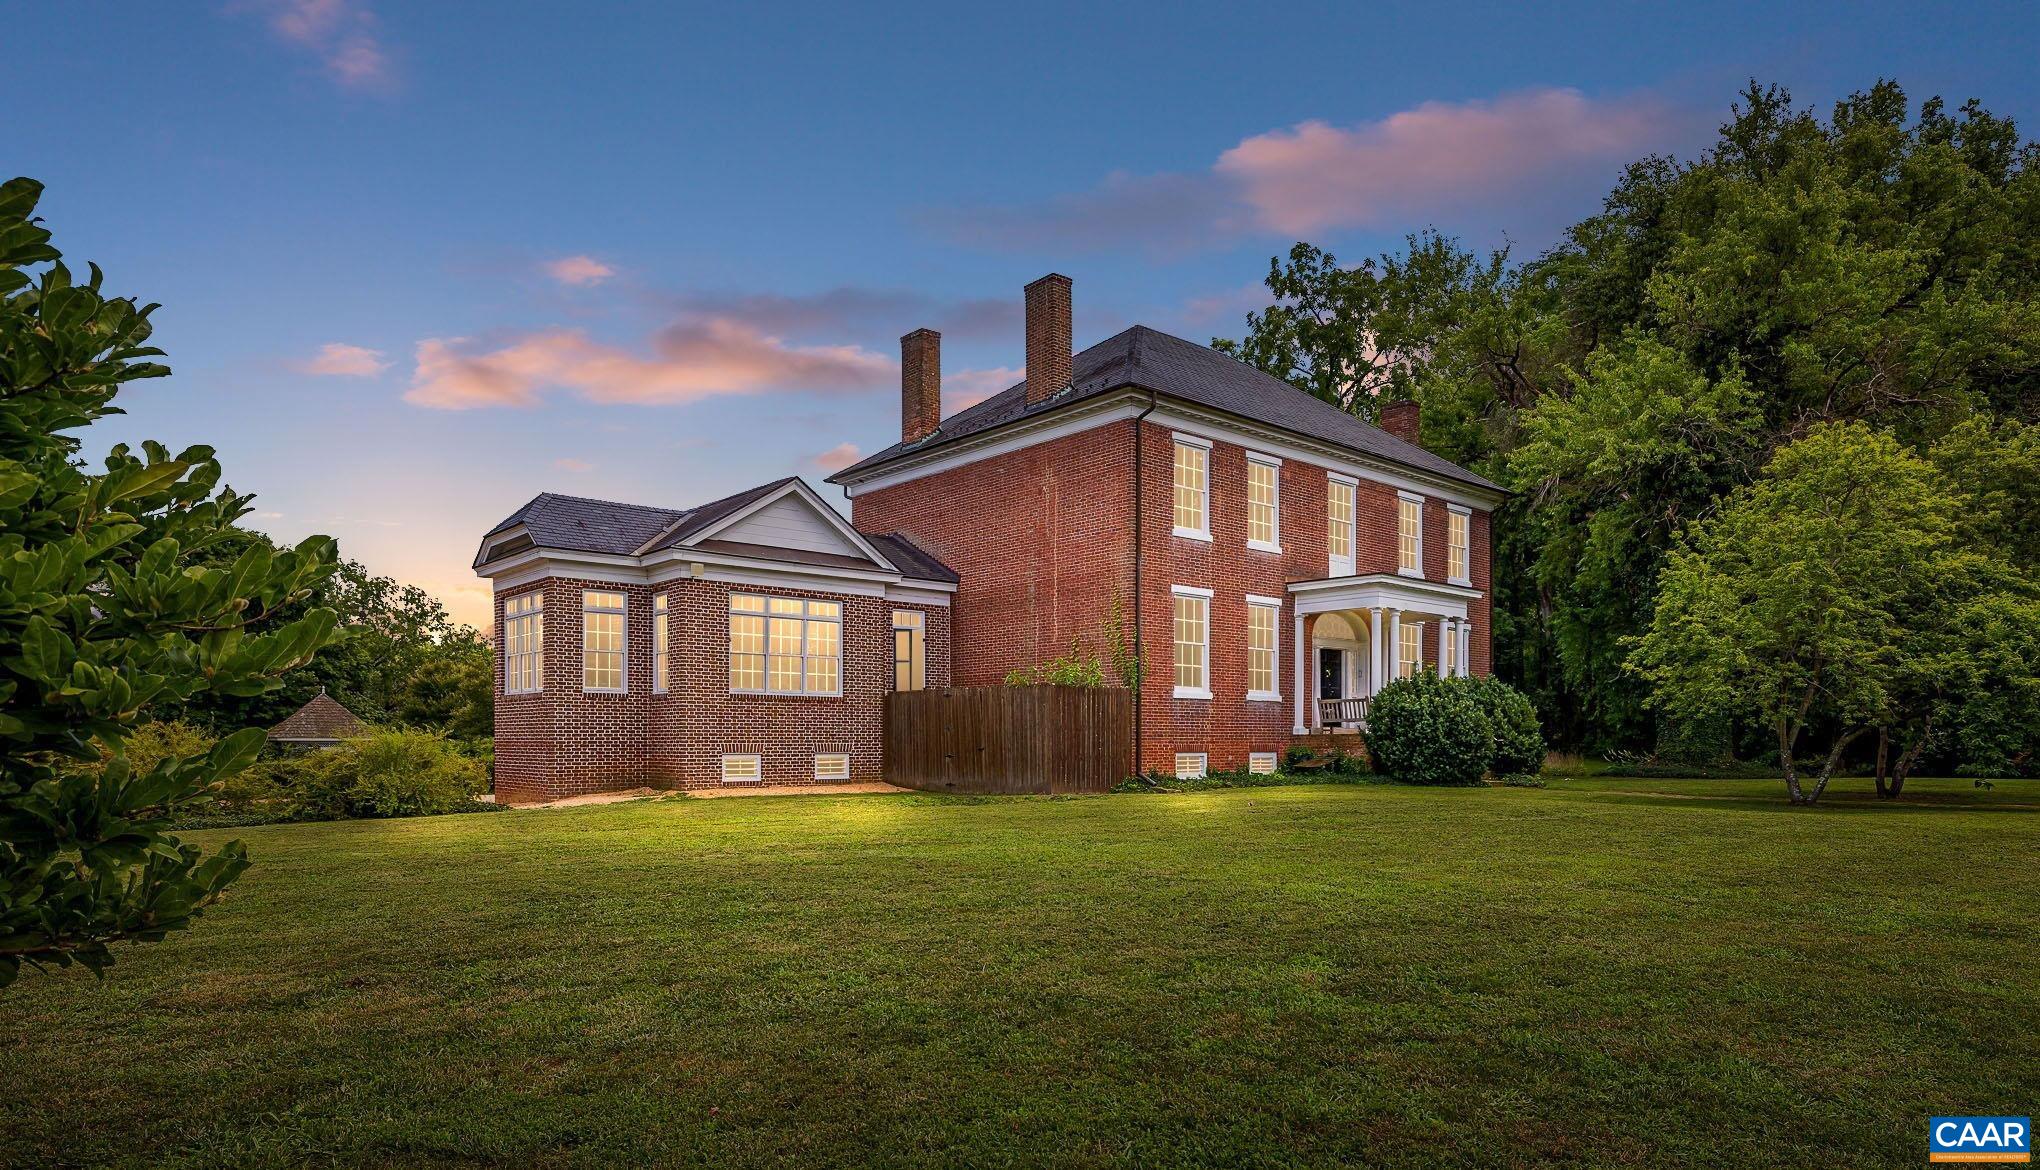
[[10, 2, 2038, 627]]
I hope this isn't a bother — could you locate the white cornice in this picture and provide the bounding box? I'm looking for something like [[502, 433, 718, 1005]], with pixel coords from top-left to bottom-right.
[[478, 546, 955, 602]]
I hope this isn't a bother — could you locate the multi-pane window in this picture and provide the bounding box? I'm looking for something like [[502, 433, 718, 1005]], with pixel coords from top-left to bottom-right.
[[814, 753, 851, 781], [1441, 621, 1457, 676], [1247, 455, 1280, 550], [892, 610, 926, 691], [582, 590, 626, 691], [652, 593, 669, 693], [1447, 507, 1470, 584], [1399, 620, 1422, 679], [1246, 598, 1279, 699], [1172, 438, 1209, 537], [503, 592, 543, 694], [731, 594, 841, 695], [1397, 494, 1424, 575], [1327, 476, 1355, 570], [1172, 588, 1210, 696], [1175, 753, 1208, 780]]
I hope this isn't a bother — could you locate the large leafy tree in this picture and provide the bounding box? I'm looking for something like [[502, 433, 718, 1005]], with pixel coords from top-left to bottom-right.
[[0, 179, 338, 987]]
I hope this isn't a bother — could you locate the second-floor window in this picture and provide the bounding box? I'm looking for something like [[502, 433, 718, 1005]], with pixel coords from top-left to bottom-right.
[[503, 591, 543, 694], [652, 593, 669, 693], [582, 589, 626, 692], [1172, 437, 1210, 539], [730, 593, 841, 696], [1397, 493, 1424, 576], [1247, 454, 1280, 551], [1327, 475, 1355, 574], [892, 609, 925, 691], [1447, 506, 1470, 585], [1172, 587, 1210, 697]]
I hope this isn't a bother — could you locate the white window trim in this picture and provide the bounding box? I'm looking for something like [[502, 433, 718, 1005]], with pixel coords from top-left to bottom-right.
[[1246, 451, 1282, 553], [1171, 584, 1213, 699], [721, 754, 762, 784], [652, 593, 669, 694], [813, 753, 851, 781], [1446, 503, 1472, 587], [1397, 490, 1425, 580], [1245, 593, 1283, 703], [581, 589, 628, 694], [1171, 432, 1213, 542], [1248, 752, 1279, 775], [1327, 471, 1357, 577], [502, 592, 544, 695], [1174, 752, 1209, 781], [729, 593, 844, 698]]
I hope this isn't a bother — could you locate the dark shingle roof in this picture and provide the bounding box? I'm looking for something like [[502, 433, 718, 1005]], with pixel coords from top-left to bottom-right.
[[827, 325, 1503, 494], [269, 690, 367, 744], [863, 532, 961, 584]]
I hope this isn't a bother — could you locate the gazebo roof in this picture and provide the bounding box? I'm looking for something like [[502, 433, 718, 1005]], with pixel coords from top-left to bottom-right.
[[267, 689, 367, 744]]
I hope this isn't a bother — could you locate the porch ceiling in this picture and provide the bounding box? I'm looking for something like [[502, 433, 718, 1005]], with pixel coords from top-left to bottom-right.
[[1287, 572, 1479, 621]]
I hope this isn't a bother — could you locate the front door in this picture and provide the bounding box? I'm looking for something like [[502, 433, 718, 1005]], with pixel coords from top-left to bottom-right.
[[1318, 648, 1344, 700]]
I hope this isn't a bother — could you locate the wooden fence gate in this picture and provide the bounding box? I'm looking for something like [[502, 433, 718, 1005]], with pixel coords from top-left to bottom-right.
[[884, 686, 1132, 795]]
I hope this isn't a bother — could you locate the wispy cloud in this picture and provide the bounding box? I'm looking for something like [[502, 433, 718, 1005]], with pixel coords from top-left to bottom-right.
[[808, 442, 862, 472], [294, 341, 390, 376], [237, 0, 395, 92], [543, 255, 615, 286], [552, 457, 594, 472], [659, 287, 1020, 342], [925, 88, 1680, 251], [405, 318, 894, 410], [943, 367, 1022, 414]]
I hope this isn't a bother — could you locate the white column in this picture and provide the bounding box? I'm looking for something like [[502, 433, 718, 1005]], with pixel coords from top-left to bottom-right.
[[1459, 620, 1473, 677], [1385, 608, 1402, 683], [1292, 609, 1308, 733], [1367, 607, 1383, 695], [1437, 619, 1451, 677]]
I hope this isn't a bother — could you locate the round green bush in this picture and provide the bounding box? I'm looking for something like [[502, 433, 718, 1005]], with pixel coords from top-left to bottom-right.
[[1363, 674, 1494, 786], [1463, 676, 1545, 776]]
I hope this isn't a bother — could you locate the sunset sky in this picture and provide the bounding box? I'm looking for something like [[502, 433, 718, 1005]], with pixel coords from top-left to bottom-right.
[[13, 2, 2037, 628]]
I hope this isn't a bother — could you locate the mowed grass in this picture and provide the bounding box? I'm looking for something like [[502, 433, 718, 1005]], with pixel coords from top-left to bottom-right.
[[3, 779, 2035, 1169]]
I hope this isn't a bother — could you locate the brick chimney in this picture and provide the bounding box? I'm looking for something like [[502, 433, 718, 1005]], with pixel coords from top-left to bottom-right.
[[1379, 399, 1422, 446], [901, 327, 941, 444], [1024, 273, 1072, 406]]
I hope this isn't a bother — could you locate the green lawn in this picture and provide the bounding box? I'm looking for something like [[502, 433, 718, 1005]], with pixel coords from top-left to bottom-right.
[[4, 779, 2035, 1169]]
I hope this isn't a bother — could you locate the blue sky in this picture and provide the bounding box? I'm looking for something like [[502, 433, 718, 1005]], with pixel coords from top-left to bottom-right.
[[10, 2, 2037, 625]]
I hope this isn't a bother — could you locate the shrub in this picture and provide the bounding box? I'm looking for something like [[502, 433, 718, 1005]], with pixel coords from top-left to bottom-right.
[[1462, 676, 1545, 776], [1363, 674, 1493, 786], [263, 730, 487, 819], [1005, 642, 1108, 688]]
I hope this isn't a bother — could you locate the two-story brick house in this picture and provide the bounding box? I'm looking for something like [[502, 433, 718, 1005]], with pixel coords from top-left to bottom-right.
[[475, 274, 1504, 801]]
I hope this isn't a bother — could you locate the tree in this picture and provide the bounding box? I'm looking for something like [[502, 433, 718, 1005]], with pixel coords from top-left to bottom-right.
[[0, 178, 339, 986], [1627, 424, 1959, 803], [394, 635, 493, 740]]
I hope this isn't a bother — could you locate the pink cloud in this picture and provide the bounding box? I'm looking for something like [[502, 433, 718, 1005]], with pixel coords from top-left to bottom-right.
[[294, 342, 390, 377], [238, 0, 393, 92], [809, 442, 862, 472], [406, 319, 894, 410], [552, 457, 594, 473], [544, 255, 616, 286], [942, 367, 1023, 414]]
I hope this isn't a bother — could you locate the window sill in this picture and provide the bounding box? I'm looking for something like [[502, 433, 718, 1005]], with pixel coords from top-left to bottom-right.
[[582, 688, 629, 695], [1173, 686, 1213, 700], [731, 689, 844, 699], [1172, 526, 1212, 543], [1247, 540, 1282, 554], [1397, 567, 1425, 580], [1246, 691, 1283, 703], [1447, 576, 1471, 587]]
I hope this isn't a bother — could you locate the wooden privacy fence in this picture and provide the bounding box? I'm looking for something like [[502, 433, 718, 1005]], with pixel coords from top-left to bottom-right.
[[884, 686, 1132, 795]]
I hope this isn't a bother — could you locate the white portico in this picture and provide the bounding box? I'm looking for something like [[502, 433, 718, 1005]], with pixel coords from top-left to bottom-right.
[[1288, 573, 1480, 734]]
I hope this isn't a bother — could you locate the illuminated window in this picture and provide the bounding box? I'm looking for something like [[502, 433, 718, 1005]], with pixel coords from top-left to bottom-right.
[[731, 594, 840, 695], [1174, 753, 1208, 780], [652, 593, 669, 693], [1247, 454, 1280, 550], [814, 753, 851, 781], [1248, 752, 1278, 775], [721, 754, 761, 783], [581, 590, 626, 692], [1441, 620, 1457, 676], [1172, 437, 1210, 538], [1447, 506, 1470, 585], [1246, 597, 1280, 700], [1397, 493, 1424, 576], [502, 591, 543, 694], [1172, 587, 1210, 697], [892, 610, 926, 691], [1327, 475, 1355, 571], [1399, 620, 1422, 678]]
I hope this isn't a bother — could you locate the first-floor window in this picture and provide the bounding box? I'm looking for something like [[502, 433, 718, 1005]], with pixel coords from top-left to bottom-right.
[[892, 610, 926, 691], [582, 589, 626, 691], [1441, 622, 1457, 676], [1246, 598, 1279, 700], [722, 754, 761, 783], [1175, 753, 1208, 780], [503, 591, 543, 693], [653, 593, 669, 693], [1398, 620, 1422, 679], [1172, 588, 1210, 697], [814, 753, 851, 781], [730, 593, 841, 695]]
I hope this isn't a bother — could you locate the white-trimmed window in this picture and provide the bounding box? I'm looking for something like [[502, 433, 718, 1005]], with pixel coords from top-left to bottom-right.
[[1246, 595, 1281, 701], [1327, 473, 1356, 576], [730, 594, 841, 696], [1399, 620, 1423, 679], [1441, 621, 1458, 676], [581, 590, 626, 692], [1174, 752, 1208, 780], [503, 591, 544, 694], [1447, 505, 1471, 585], [1248, 752, 1278, 775], [1172, 586, 1212, 698], [813, 753, 851, 781], [1397, 492, 1424, 577], [1172, 435, 1211, 540], [892, 610, 926, 691], [652, 593, 669, 693], [1247, 453, 1281, 552], [721, 754, 761, 783]]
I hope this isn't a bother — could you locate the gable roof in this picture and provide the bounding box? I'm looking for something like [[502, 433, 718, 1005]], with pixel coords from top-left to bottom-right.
[[269, 690, 367, 744], [826, 325, 1503, 494]]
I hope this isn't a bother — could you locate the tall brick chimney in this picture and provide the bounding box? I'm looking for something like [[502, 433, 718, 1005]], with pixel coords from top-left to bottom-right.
[[1024, 273, 1072, 406], [901, 327, 941, 444], [1378, 399, 1422, 446]]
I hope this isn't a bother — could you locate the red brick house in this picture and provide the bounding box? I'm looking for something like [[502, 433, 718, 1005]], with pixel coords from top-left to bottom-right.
[[477, 274, 1504, 801]]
